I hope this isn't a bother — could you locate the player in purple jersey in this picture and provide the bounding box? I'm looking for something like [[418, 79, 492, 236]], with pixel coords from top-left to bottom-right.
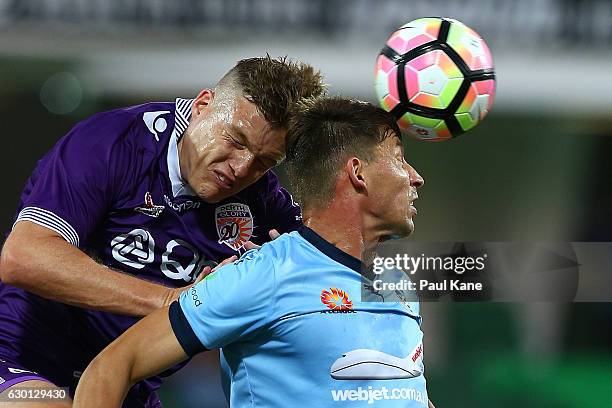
[[0, 56, 324, 407]]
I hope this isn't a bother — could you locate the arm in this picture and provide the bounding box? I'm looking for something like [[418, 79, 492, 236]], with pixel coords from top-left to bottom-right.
[[0, 113, 212, 316], [74, 249, 276, 406], [0, 222, 196, 316], [72, 305, 188, 407]]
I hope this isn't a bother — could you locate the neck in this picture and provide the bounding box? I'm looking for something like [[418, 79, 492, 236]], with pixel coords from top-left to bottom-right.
[[303, 196, 387, 261], [177, 135, 190, 183]]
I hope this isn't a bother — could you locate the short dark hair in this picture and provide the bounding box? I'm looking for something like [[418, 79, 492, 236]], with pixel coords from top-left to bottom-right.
[[286, 97, 401, 211], [221, 55, 325, 129]]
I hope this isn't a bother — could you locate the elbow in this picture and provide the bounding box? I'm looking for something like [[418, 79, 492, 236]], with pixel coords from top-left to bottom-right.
[[82, 353, 110, 380], [74, 354, 109, 405], [75, 347, 135, 406], [0, 237, 31, 286]]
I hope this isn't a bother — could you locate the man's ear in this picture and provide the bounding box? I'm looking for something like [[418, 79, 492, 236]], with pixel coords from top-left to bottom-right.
[[346, 157, 367, 193], [192, 89, 214, 118]]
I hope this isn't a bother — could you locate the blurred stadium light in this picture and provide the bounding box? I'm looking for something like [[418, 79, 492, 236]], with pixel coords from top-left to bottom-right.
[[0, 0, 611, 114]]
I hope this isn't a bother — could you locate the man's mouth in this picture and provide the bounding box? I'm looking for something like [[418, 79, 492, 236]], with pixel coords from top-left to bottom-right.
[[409, 194, 418, 215], [213, 170, 234, 190], [410, 204, 418, 215]]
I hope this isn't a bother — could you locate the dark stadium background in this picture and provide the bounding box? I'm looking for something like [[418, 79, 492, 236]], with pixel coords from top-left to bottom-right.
[[1, 1, 611, 406]]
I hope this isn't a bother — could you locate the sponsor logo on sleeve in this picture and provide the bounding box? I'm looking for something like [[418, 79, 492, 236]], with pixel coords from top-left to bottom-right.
[[215, 203, 254, 251], [190, 286, 202, 307]]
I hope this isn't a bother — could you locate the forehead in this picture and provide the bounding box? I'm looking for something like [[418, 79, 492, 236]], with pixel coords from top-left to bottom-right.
[[231, 96, 267, 128], [231, 96, 286, 158], [376, 132, 403, 154]]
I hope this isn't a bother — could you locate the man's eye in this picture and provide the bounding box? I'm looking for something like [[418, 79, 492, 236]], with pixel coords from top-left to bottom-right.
[[229, 135, 244, 147]]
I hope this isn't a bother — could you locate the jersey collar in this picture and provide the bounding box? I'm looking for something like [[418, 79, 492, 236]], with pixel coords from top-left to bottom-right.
[[297, 225, 363, 273], [167, 98, 197, 197]]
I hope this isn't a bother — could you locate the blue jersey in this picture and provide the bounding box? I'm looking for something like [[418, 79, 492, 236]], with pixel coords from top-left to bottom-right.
[[171, 226, 427, 407], [0, 98, 301, 406]]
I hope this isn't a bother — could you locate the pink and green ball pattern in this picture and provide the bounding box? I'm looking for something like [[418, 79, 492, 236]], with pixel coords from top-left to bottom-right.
[[398, 113, 452, 141], [445, 19, 494, 71], [455, 79, 495, 132], [374, 17, 496, 141], [386, 17, 442, 54], [405, 50, 463, 109], [374, 54, 401, 112]]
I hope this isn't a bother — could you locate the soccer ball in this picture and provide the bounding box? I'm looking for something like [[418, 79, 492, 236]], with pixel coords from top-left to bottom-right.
[[375, 17, 496, 141]]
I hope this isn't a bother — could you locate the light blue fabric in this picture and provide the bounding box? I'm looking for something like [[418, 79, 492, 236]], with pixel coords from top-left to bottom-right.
[[178, 229, 428, 407]]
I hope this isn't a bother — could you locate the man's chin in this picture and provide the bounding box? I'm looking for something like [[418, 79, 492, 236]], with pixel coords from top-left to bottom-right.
[[396, 219, 414, 238], [382, 221, 414, 241], [195, 185, 230, 204], [196, 178, 249, 203]]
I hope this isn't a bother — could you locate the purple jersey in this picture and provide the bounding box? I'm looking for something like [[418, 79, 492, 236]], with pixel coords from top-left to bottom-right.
[[0, 98, 301, 405]]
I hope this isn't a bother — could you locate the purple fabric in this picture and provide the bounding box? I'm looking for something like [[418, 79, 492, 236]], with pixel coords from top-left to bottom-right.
[[0, 99, 302, 407], [0, 357, 56, 393], [0, 376, 53, 393]]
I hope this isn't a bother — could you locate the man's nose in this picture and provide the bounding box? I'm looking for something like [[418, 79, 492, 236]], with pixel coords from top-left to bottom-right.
[[231, 151, 255, 179], [408, 165, 424, 188]]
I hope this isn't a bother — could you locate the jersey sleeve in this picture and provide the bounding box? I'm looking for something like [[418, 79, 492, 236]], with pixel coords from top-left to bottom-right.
[[262, 172, 303, 234], [170, 248, 277, 355], [13, 113, 132, 247]]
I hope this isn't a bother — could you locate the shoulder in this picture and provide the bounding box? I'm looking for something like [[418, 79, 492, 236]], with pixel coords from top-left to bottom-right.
[[34, 102, 177, 193], [60, 101, 175, 152], [55, 101, 176, 166], [210, 233, 298, 283], [242, 232, 306, 275]]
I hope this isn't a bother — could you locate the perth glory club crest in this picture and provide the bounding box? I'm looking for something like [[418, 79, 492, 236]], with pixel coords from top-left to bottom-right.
[[215, 203, 254, 251]]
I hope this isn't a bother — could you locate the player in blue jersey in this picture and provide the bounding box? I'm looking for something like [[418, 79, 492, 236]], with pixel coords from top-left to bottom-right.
[[73, 97, 432, 407], [0, 56, 324, 406]]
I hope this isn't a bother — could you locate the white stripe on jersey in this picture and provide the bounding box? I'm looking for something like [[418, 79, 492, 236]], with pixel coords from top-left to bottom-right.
[[14, 207, 80, 246]]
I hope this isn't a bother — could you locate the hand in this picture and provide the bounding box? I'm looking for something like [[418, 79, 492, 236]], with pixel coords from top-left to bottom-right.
[[161, 229, 281, 308], [244, 229, 281, 251], [161, 254, 238, 308]]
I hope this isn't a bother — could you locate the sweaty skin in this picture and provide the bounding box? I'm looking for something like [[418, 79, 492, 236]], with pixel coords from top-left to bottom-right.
[[179, 88, 286, 203], [305, 135, 423, 259]]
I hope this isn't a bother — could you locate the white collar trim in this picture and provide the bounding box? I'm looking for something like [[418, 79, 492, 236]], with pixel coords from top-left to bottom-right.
[[168, 98, 197, 197]]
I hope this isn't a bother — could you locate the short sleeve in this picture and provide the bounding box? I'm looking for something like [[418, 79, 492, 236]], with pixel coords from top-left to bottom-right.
[[263, 173, 302, 234], [13, 113, 131, 247], [171, 248, 277, 354]]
